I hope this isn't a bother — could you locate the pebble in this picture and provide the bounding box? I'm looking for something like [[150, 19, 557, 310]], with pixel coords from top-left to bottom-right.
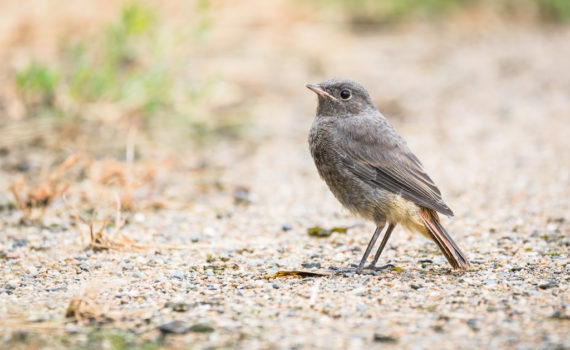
[[165, 302, 191, 312], [373, 334, 397, 343], [24, 265, 38, 277], [333, 253, 346, 263], [11, 239, 27, 248], [133, 213, 146, 223], [168, 270, 185, 280], [121, 263, 134, 271], [418, 259, 433, 264], [538, 281, 557, 290], [551, 310, 570, 320], [467, 319, 480, 331], [189, 323, 215, 333], [158, 320, 190, 335], [301, 261, 321, 269]]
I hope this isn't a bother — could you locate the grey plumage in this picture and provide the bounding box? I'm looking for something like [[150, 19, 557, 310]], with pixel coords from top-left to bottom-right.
[[307, 78, 470, 271]]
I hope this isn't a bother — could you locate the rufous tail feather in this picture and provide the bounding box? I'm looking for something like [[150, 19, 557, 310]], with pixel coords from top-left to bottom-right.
[[419, 208, 470, 270]]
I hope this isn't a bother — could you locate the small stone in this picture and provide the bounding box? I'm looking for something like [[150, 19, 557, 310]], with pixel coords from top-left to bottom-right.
[[511, 266, 523, 272], [333, 253, 346, 263], [301, 261, 321, 269], [133, 213, 146, 223], [282, 223, 292, 231], [272, 283, 280, 289], [233, 185, 252, 205], [203, 227, 216, 238], [168, 270, 185, 280], [466, 319, 480, 331], [79, 263, 90, 272], [410, 284, 422, 290], [72, 254, 88, 261], [6, 281, 18, 290], [11, 239, 27, 248], [349, 245, 362, 252], [418, 259, 433, 264], [550, 310, 570, 320], [189, 323, 215, 333], [24, 265, 38, 277], [121, 263, 134, 271], [373, 334, 397, 343], [158, 320, 190, 335], [165, 302, 191, 312], [65, 323, 80, 334], [27, 314, 49, 322], [539, 281, 557, 289]]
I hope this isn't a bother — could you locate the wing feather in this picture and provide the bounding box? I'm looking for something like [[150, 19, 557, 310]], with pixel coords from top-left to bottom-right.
[[333, 117, 454, 216]]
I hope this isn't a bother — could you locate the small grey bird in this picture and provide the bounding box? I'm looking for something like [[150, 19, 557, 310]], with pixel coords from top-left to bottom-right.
[[306, 78, 470, 272]]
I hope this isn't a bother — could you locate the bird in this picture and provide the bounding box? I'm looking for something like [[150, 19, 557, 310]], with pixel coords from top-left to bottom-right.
[[306, 77, 470, 273]]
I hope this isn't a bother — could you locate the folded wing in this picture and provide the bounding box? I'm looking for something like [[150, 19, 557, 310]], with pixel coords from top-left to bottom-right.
[[333, 117, 454, 216]]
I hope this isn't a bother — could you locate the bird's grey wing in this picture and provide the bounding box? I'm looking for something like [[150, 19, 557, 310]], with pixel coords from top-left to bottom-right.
[[332, 118, 454, 216]]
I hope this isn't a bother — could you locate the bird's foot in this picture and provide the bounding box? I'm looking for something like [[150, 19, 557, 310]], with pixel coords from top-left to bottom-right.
[[363, 263, 395, 271], [326, 266, 359, 274]]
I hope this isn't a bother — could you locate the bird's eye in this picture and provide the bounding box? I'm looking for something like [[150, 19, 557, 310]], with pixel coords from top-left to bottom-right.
[[340, 89, 351, 100]]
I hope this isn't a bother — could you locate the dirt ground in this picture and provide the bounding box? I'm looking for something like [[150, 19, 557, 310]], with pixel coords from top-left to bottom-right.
[[0, 1, 569, 349]]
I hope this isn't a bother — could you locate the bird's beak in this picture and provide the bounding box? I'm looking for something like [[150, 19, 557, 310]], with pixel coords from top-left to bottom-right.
[[306, 83, 338, 101]]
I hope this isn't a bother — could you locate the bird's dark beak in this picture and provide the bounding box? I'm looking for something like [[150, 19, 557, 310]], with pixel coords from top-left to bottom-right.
[[306, 83, 338, 101]]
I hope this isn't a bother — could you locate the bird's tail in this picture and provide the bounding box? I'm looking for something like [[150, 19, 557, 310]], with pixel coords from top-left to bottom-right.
[[418, 209, 471, 270]]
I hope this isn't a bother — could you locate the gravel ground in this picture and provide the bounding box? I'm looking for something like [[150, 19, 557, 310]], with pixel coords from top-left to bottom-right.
[[0, 14, 569, 350]]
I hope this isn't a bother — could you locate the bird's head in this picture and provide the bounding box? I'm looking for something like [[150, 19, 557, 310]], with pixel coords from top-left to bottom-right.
[[306, 78, 375, 117]]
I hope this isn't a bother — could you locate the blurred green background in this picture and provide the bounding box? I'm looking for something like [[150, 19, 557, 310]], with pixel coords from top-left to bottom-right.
[[2, 0, 569, 150]]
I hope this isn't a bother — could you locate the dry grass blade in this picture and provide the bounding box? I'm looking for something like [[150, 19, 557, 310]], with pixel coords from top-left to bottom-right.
[[265, 270, 332, 279], [94, 158, 160, 211], [65, 297, 105, 323], [65, 280, 116, 324], [10, 151, 80, 218], [72, 197, 200, 252], [73, 196, 135, 251]]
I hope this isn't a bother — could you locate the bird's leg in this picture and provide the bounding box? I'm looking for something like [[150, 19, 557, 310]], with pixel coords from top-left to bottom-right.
[[365, 223, 396, 270], [355, 223, 385, 274]]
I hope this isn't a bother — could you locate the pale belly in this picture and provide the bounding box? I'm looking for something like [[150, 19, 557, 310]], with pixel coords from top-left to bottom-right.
[[315, 155, 429, 237]]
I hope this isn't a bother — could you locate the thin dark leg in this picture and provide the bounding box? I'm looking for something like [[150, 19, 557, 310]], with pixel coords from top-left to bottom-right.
[[367, 223, 396, 269], [355, 223, 385, 274]]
